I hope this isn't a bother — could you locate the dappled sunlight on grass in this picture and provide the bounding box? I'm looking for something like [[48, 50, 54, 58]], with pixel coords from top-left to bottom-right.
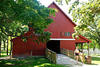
[[34, 63, 51, 67], [92, 61, 100, 65], [0, 61, 2, 62], [0, 55, 8, 57], [0, 57, 67, 67], [91, 56, 100, 65], [5, 62, 13, 65]]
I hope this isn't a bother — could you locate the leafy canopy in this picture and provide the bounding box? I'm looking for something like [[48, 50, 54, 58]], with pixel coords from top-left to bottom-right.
[[69, 0, 100, 46], [0, 0, 55, 41]]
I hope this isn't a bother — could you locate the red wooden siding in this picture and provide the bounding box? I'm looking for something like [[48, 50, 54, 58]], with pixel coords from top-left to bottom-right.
[[12, 31, 46, 57], [60, 40, 75, 50], [45, 2, 75, 38]]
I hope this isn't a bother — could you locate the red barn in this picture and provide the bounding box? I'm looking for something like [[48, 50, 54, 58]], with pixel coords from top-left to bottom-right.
[[12, 2, 91, 57]]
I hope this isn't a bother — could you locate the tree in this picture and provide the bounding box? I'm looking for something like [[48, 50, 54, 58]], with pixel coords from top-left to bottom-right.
[[0, 0, 55, 40], [0, 0, 55, 56], [0, 39, 1, 56], [69, 0, 100, 46]]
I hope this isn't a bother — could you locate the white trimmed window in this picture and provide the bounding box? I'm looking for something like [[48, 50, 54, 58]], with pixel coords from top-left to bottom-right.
[[64, 32, 70, 36]]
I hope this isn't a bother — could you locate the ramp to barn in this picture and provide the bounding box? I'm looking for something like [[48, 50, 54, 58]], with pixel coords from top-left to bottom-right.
[[57, 54, 82, 67]]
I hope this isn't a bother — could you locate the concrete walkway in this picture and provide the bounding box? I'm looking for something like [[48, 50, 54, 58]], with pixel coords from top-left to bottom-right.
[[57, 54, 100, 67], [57, 54, 82, 67]]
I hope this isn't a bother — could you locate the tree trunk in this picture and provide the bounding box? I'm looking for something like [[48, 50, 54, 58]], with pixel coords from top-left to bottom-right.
[[10, 37, 12, 56], [3, 40, 6, 50], [0, 40, 1, 56], [6, 37, 9, 55]]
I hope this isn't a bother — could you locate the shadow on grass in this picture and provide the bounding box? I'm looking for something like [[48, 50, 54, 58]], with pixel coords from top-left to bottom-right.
[[0, 57, 67, 67], [92, 57, 100, 61]]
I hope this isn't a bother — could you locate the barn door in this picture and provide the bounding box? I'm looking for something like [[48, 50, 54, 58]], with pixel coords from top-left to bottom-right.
[[47, 40, 60, 53]]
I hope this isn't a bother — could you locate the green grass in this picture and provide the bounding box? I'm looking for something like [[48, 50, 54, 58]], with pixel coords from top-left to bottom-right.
[[0, 55, 8, 57], [92, 56, 100, 65], [0, 51, 10, 57], [0, 57, 68, 67]]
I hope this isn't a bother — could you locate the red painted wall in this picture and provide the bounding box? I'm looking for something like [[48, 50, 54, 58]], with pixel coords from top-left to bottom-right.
[[45, 3, 75, 38], [60, 40, 75, 50], [12, 31, 46, 57]]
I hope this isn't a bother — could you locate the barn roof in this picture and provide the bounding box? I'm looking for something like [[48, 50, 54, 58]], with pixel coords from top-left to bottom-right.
[[75, 35, 91, 43], [48, 2, 76, 26]]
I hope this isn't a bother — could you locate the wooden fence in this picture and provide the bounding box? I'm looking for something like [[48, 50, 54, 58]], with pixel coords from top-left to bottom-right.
[[60, 48, 74, 58], [45, 48, 56, 64]]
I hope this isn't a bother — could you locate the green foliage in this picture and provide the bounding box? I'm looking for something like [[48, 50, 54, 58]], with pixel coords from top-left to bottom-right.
[[56, 0, 71, 5], [0, 0, 55, 42], [21, 37, 27, 42], [68, 0, 100, 47]]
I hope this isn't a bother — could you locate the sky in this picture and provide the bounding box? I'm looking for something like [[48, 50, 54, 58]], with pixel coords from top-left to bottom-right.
[[37, 0, 88, 21], [37, 0, 72, 19]]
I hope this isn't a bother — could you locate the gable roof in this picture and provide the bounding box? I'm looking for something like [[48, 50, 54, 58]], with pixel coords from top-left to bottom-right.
[[48, 2, 76, 26], [79, 35, 91, 43], [75, 35, 91, 43]]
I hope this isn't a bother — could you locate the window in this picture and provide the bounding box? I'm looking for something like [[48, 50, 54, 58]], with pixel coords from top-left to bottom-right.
[[60, 32, 62, 36], [65, 32, 67, 36], [64, 32, 70, 36], [67, 32, 70, 36]]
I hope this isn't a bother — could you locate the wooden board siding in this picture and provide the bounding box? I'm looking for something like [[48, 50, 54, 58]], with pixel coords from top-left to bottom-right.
[[60, 40, 75, 50], [45, 2, 75, 38], [12, 31, 46, 57]]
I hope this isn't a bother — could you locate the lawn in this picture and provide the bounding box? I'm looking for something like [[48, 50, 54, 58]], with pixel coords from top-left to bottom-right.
[[0, 56, 68, 67], [0, 51, 9, 57], [92, 55, 100, 65]]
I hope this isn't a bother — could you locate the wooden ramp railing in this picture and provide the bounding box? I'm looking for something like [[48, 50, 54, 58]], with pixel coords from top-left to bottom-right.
[[61, 48, 74, 58], [45, 48, 56, 64]]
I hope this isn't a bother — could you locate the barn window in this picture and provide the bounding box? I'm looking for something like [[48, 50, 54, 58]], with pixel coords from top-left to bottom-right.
[[60, 32, 62, 36], [65, 32, 67, 36], [64, 32, 70, 36], [67, 32, 70, 36]]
